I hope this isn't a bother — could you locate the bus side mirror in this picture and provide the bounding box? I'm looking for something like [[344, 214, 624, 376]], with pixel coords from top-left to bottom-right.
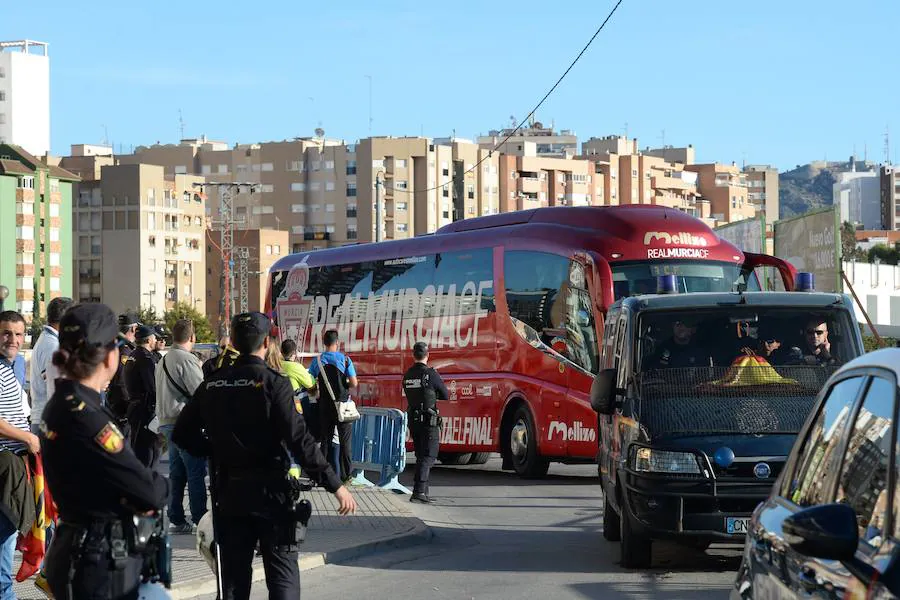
[[591, 368, 618, 415]]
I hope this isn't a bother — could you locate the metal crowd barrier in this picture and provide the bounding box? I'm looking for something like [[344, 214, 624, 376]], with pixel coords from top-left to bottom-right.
[[349, 407, 411, 494]]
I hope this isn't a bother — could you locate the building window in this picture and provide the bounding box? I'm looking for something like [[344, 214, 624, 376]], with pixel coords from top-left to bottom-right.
[[325, 181, 335, 191], [396, 202, 407, 210], [324, 161, 334, 170], [291, 182, 306, 192], [346, 161, 357, 175], [311, 161, 321, 171], [261, 163, 274, 172], [218, 164, 228, 174], [326, 204, 335, 213], [273, 244, 281, 255], [175, 166, 187, 174], [397, 223, 408, 232], [325, 225, 335, 234], [201, 165, 212, 175], [372, 159, 384, 169], [347, 229, 358, 240], [261, 184, 274, 193], [310, 182, 321, 191], [291, 204, 306, 213], [17, 176, 34, 189], [265, 245, 273, 255], [395, 180, 408, 190], [347, 183, 357, 197], [395, 159, 407, 169]]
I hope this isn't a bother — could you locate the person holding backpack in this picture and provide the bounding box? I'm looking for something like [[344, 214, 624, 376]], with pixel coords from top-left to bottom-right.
[[155, 319, 208, 533], [308, 329, 358, 484]]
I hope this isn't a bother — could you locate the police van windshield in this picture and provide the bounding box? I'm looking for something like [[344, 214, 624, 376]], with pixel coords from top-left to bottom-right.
[[632, 307, 857, 437], [612, 261, 760, 299]]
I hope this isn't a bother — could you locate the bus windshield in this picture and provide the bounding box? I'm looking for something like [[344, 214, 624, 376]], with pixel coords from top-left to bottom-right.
[[612, 260, 760, 299]]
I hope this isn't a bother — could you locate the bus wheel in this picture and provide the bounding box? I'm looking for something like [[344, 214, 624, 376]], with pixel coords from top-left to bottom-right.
[[469, 452, 491, 465], [439, 453, 473, 465], [509, 406, 550, 478]]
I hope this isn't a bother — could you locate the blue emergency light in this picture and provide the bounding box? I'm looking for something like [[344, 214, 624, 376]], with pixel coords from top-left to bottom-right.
[[656, 274, 678, 294], [795, 272, 815, 292]]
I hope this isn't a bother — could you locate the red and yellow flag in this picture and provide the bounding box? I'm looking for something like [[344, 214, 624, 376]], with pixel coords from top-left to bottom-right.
[[16, 454, 57, 582], [709, 354, 799, 387]]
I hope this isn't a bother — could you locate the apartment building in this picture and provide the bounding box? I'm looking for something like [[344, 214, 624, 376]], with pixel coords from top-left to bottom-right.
[[744, 164, 780, 225], [643, 145, 696, 165], [833, 169, 880, 229], [205, 228, 289, 333], [68, 162, 206, 316], [881, 165, 900, 230], [0, 41, 50, 156], [477, 120, 577, 158], [0, 144, 77, 318], [496, 141, 594, 211], [685, 163, 754, 223]]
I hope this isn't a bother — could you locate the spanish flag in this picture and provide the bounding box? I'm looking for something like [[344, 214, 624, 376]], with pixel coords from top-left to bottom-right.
[[709, 354, 799, 387], [16, 454, 57, 582]]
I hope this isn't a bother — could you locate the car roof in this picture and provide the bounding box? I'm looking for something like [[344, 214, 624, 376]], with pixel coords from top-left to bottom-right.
[[834, 348, 900, 382], [618, 292, 849, 312]]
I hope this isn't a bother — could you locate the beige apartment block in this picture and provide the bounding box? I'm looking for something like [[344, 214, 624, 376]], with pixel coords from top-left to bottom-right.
[[643, 145, 697, 165], [477, 121, 577, 158], [496, 141, 594, 212], [743, 164, 780, 225], [881, 165, 900, 230], [205, 228, 289, 333], [686, 163, 754, 224], [70, 163, 206, 316]]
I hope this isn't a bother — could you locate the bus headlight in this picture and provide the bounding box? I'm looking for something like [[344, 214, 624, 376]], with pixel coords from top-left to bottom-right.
[[631, 447, 703, 475]]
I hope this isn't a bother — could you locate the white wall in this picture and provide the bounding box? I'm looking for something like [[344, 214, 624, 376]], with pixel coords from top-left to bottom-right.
[[0, 51, 50, 156], [842, 260, 900, 337]]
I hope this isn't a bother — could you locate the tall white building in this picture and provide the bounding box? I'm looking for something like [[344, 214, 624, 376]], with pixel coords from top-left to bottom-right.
[[833, 169, 881, 229], [0, 40, 50, 157]]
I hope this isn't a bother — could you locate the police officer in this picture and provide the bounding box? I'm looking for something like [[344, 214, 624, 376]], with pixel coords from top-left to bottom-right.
[[173, 312, 356, 599], [647, 316, 712, 369], [126, 324, 161, 468], [40, 303, 169, 600], [107, 313, 139, 427], [402, 342, 448, 504], [152, 324, 171, 362]]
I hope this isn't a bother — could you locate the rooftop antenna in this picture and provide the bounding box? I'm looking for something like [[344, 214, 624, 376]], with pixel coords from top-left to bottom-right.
[[178, 109, 186, 140], [624, 122, 629, 139], [885, 125, 891, 164], [101, 125, 109, 147]]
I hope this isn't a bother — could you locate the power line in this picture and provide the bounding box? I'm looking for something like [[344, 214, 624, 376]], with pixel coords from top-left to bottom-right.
[[378, 0, 625, 196]]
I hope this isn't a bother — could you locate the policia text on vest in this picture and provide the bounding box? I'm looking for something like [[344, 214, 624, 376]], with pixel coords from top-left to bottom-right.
[[173, 312, 357, 599], [402, 342, 449, 504]]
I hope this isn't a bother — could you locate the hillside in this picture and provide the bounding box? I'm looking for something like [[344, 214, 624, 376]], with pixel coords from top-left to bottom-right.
[[778, 159, 878, 218]]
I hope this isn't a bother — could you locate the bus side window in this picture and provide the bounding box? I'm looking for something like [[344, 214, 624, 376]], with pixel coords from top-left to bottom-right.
[[504, 250, 569, 343], [565, 261, 599, 373]]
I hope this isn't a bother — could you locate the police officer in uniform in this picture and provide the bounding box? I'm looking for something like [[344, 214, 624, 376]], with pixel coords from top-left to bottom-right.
[[125, 325, 161, 468], [107, 313, 139, 427], [402, 342, 448, 504], [40, 303, 169, 600], [152, 324, 171, 362], [202, 336, 241, 379], [173, 312, 356, 600]]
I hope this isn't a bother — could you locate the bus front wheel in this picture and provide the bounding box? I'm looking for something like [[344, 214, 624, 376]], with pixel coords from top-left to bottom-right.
[[509, 405, 550, 478]]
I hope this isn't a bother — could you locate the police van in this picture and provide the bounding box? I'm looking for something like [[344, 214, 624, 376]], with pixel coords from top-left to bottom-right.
[[591, 289, 864, 568]]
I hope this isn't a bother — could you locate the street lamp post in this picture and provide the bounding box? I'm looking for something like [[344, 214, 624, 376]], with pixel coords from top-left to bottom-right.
[[374, 170, 384, 243], [0, 285, 8, 312]]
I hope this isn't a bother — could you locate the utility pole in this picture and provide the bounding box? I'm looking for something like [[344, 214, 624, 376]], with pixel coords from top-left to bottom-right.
[[236, 247, 250, 314], [366, 75, 373, 136], [374, 171, 384, 242], [195, 182, 256, 336]]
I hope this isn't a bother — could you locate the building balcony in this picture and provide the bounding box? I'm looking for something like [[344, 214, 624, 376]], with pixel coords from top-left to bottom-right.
[[517, 177, 542, 194], [303, 232, 331, 241]]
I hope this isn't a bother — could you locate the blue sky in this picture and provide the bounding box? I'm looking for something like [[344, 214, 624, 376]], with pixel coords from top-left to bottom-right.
[[3, 0, 897, 171]]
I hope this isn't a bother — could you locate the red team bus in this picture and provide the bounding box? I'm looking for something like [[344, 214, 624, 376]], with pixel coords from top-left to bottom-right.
[[266, 206, 796, 477]]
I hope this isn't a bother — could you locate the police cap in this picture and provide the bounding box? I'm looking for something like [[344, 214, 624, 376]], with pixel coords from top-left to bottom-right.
[[231, 312, 272, 352], [153, 324, 171, 340], [60, 303, 123, 351], [118, 312, 141, 328], [135, 324, 156, 341]]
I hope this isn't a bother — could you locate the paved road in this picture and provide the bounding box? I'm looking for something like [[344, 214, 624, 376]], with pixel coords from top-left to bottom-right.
[[203, 457, 741, 599]]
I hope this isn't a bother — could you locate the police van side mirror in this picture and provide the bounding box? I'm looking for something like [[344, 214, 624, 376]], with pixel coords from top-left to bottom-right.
[[591, 368, 618, 415]]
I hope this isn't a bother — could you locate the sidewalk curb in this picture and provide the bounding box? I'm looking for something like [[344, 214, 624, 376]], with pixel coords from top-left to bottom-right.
[[168, 519, 432, 599]]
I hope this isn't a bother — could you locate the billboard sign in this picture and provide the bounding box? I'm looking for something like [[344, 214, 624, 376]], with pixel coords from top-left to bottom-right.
[[715, 215, 765, 255], [773, 206, 841, 293]]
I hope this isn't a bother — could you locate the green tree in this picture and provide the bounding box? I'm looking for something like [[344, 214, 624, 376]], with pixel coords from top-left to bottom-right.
[[840, 221, 866, 261], [129, 305, 163, 328], [866, 243, 900, 266], [163, 302, 216, 343]]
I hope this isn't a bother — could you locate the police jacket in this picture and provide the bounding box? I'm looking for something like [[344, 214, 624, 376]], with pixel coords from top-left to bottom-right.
[[202, 346, 240, 379], [40, 379, 168, 523], [402, 363, 449, 417], [106, 344, 133, 421], [125, 346, 157, 427], [173, 355, 342, 517]]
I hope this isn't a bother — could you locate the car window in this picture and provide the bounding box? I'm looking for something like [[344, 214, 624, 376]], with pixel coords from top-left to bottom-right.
[[783, 376, 866, 506], [834, 377, 895, 548]]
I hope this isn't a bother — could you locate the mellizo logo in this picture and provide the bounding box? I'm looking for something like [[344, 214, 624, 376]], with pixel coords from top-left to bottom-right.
[[547, 420, 596, 442], [753, 462, 771, 479]]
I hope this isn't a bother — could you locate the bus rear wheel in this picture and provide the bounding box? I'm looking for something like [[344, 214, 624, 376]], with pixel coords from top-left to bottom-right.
[[509, 405, 550, 478], [438, 453, 473, 465], [469, 452, 491, 465]]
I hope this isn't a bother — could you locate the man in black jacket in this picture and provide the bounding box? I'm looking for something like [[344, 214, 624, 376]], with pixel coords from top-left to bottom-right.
[[107, 312, 139, 423], [125, 324, 160, 467], [402, 342, 448, 504], [174, 312, 356, 600]]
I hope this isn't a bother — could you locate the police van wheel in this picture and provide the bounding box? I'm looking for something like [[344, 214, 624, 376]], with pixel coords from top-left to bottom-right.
[[602, 496, 621, 542], [620, 510, 652, 569], [510, 406, 550, 478], [439, 453, 473, 465], [469, 452, 491, 465]]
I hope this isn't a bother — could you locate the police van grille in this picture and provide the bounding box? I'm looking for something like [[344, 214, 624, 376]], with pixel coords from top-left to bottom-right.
[[636, 366, 835, 437]]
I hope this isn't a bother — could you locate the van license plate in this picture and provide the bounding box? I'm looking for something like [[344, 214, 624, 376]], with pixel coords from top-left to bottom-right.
[[726, 517, 750, 534]]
